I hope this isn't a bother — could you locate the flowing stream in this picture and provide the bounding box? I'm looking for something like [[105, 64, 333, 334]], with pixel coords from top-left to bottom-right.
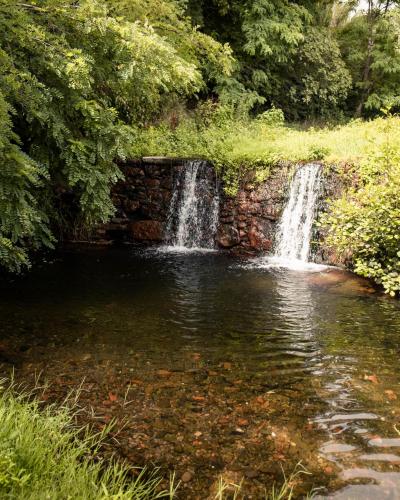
[[1, 162, 399, 498], [165, 160, 219, 250], [258, 163, 324, 271]]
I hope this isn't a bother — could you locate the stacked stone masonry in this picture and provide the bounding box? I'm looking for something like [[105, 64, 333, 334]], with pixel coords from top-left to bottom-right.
[[93, 158, 342, 257]]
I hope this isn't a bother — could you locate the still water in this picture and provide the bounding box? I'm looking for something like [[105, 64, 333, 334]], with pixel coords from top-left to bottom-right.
[[0, 247, 399, 499]]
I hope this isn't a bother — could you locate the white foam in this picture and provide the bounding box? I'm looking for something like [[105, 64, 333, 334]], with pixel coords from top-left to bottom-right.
[[251, 256, 329, 272], [165, 161, 219, 250], [154, 245, 217, 255], [274, 163, 322, 262]]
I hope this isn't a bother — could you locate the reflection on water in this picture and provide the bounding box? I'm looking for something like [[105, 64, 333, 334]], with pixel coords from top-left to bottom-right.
[[0, 247, 400, 497]]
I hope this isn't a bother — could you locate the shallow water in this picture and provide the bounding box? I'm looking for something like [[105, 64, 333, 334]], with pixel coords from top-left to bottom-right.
[[0, 247, 400, 498]]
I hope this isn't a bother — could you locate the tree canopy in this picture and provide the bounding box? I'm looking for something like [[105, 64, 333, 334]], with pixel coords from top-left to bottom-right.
[[184, 0, 400, 118], [0, 0, 230, 271]]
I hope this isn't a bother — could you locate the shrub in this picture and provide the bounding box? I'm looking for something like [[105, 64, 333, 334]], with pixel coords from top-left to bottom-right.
[[322, 117, 400, 296]]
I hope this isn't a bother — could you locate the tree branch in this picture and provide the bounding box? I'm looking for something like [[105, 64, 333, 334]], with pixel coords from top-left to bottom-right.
[[17, 3, 45, 11]]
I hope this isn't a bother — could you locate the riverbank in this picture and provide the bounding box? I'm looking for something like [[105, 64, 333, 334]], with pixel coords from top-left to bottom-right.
[[0, 385, 312, 500], [0, 383, 171, 499], [0, 381, 311, 500]]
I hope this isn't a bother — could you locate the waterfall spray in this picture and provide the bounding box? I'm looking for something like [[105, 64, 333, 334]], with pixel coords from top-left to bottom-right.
[[250, 163, 326, 271], [165, 161, 219, 250], [274, 163, 322, 263]]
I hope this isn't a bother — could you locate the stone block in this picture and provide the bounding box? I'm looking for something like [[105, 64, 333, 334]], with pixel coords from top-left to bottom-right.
[[217, 225, 240, 248], [130, 220, 164, 242]]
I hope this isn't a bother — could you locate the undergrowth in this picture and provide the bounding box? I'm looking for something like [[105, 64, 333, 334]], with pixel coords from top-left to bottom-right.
[[321, 115, 400, 296]]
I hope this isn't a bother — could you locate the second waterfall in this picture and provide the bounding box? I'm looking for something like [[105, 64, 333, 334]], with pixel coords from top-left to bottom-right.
[[165, 160, 220, 250], [273, 162, 322, 265]]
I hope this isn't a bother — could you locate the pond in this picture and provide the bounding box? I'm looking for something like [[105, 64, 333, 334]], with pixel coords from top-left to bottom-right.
[[0, 247, 400, 499]]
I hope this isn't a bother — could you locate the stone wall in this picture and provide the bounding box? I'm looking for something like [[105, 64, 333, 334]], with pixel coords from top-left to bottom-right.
[[91, 158, 343, 258], [95, 158, 181, 244], [91, 158, 290, 253], [217, 165, 291, 253]]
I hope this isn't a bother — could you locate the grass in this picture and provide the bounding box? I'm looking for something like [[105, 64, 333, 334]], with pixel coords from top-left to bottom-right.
[[266, 464, 313, 500], [0, 381, 320, 499], [214, 463, 314, 500], [0, 382, 173, 499], [130, 113, 400, 196], [131, 114, 400, 169]]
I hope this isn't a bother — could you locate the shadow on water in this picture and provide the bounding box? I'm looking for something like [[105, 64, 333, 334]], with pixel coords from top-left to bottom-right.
[[0, 247, 400, 498]]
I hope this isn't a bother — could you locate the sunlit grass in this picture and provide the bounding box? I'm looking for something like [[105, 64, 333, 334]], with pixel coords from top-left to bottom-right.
[[0, 382, 173, 499], [214, 476, 243, 499], [132, 115, 400, 170], [240, 120, 379, 164], [265, 463, 313, 500], [214, 463, 313, 500]]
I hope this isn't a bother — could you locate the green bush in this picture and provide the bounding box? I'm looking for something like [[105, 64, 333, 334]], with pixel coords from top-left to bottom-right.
[[322, 117, 400, 296], [0, 0, 231, 272], [257, 108, 285, 127]]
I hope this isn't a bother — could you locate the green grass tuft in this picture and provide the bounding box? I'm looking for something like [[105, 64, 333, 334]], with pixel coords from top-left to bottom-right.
[[0, 382, 171, 499]]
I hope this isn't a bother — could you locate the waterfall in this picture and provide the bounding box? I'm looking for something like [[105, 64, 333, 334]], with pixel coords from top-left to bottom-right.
[[272, 163, 323, 267], [165, 160, 219, 250]]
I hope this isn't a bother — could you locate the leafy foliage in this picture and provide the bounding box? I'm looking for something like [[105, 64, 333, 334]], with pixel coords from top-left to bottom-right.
[[338, 2, 400, 115], [277, 28, 352, 120], [109, 0, 234, 90], [185, 0, 315, 116], [322, 116, 400, 295], [242, 0, 309, 62], [185, 0, 400, 118], [0, 0, 230, 271]]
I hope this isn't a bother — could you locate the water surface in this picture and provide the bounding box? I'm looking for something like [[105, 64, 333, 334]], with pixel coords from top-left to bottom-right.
[[0, 248, 399, 498]]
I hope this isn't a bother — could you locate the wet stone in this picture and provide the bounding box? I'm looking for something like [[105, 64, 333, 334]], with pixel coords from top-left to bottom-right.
[[181, 471, 194, 483]]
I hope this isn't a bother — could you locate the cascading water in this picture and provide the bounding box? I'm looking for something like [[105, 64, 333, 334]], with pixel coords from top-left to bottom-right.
[[165, 160, 219, 250], [262, 163, 324, 270], [275, 163, 322, 262]]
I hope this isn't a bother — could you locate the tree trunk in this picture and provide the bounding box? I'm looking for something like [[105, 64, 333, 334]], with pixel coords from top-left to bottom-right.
[[355, 0, 375, 117], [355, 37, 374, 117]]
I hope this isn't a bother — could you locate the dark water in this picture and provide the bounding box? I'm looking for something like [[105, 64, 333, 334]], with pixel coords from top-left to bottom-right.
[[1, 248, 400, 499]]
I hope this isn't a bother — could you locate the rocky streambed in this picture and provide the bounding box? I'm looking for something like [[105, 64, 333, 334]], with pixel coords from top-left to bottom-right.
[[0, 248, 399, 498]]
